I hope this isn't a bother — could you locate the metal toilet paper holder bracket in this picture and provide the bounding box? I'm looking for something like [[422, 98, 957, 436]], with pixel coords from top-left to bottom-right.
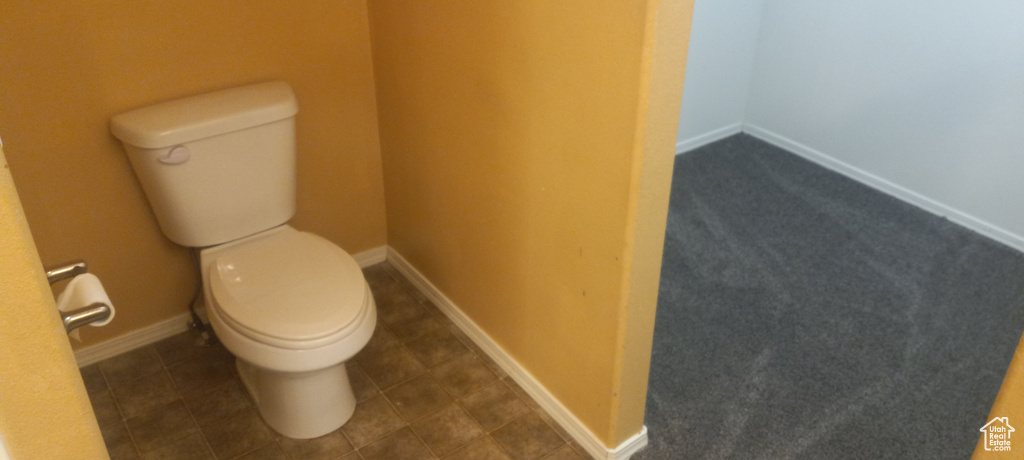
[[45, 261, 113, 333], [60, 303, 112, 334], [46, 261, 87, 285]]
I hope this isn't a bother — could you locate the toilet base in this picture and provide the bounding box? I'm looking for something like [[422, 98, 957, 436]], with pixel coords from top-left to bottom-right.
[[236, 358, 357, 439]]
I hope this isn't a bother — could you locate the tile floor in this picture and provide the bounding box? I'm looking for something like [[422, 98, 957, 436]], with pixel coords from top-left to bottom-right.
[[83, 263, 591, 460]]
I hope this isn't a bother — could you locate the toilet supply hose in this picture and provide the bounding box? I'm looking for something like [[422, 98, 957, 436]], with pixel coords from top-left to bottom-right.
[[188, 248, 218, 347]]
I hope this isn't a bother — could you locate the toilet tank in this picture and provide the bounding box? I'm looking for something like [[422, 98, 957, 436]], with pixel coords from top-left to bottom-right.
[[111, 82, 299, 247]]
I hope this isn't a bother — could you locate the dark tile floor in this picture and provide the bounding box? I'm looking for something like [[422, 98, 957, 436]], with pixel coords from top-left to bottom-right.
[[83, 263, 590, 460]]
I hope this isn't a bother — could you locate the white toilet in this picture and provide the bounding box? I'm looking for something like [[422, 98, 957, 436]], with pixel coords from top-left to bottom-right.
[[111, 81, 376, 439]]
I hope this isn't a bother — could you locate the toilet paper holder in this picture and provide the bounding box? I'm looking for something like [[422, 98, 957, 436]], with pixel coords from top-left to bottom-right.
[[46, 261, 87, 285], [46, 261, 113, 334]]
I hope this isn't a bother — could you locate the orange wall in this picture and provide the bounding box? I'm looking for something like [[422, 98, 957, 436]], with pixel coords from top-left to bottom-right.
[[974, 334, 1024, 458], [368, 0, 691, 446], [0, 143, 107, 458], [0, 0, 694, 450], [614, 0, 694, 443], [0, 1, 386, 347]]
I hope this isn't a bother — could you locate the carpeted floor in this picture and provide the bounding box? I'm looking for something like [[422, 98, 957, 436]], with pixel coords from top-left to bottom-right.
[[637, 134, 1024, 459]]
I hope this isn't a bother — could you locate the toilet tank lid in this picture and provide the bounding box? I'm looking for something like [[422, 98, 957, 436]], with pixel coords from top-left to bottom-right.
[[110, 81, 298, 149]]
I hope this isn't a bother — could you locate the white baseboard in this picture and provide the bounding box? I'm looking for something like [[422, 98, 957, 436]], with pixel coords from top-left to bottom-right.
[[743, 124, 1024, 253], [352, 245, 388, 267], [611, 426, 649, 459], [74, 312, 194, 367], [73, 245, 389, 367], [75, 242, 649, 457], [675, 123, 743, 155], [385, 248, 647, 460]]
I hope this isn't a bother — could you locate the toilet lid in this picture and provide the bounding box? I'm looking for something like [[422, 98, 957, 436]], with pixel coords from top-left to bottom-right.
[[209, 229, 366, 343]]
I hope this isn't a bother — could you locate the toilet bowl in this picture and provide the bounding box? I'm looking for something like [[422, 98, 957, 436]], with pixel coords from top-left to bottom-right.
[[110, 81, 377, 439], [201, 225, 376, 438]]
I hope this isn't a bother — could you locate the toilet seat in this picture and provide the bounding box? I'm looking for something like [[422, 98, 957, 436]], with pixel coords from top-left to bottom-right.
[[208, 226, 369, 350]]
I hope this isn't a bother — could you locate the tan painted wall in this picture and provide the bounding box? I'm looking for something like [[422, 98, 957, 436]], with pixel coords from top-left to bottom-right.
[[613, 0, 694, 443], [1, 0, 692, 450], [0, 1, 387, 347], [973, 335, 1024, 458], [368, 0, 692, 446], [0, 142, 108, 458]]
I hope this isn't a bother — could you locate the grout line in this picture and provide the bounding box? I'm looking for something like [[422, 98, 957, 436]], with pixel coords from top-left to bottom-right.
[[370, 261, 542, 459], [97, 367, 128, 430], [228, 440, 274, 460], [94, 362, 144, 458], [99, 261, 576, 460], [122, 421, 143, 460], [378, 261, 573, 460], [405, 418, 443, 459], [178, 384, 218, 460], [349, 394, 406, 450], [177, 373, 225, 460], [336, 430, 356, 459]]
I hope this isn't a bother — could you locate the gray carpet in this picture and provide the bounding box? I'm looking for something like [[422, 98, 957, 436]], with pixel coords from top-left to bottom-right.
[[637, 134, 1024, 459]]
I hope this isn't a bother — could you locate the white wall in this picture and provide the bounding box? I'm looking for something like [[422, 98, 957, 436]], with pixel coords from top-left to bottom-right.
[[744, 0, 1024, 249], [675, 0, 765, 153], [678, 0, 1024, 251]]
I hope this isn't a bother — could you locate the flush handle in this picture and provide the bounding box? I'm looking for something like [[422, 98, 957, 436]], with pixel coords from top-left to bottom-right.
[[159, 145, 191, 165]]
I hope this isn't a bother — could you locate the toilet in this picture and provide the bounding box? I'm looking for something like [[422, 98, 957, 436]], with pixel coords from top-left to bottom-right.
[[110, 81, 376, 439]]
